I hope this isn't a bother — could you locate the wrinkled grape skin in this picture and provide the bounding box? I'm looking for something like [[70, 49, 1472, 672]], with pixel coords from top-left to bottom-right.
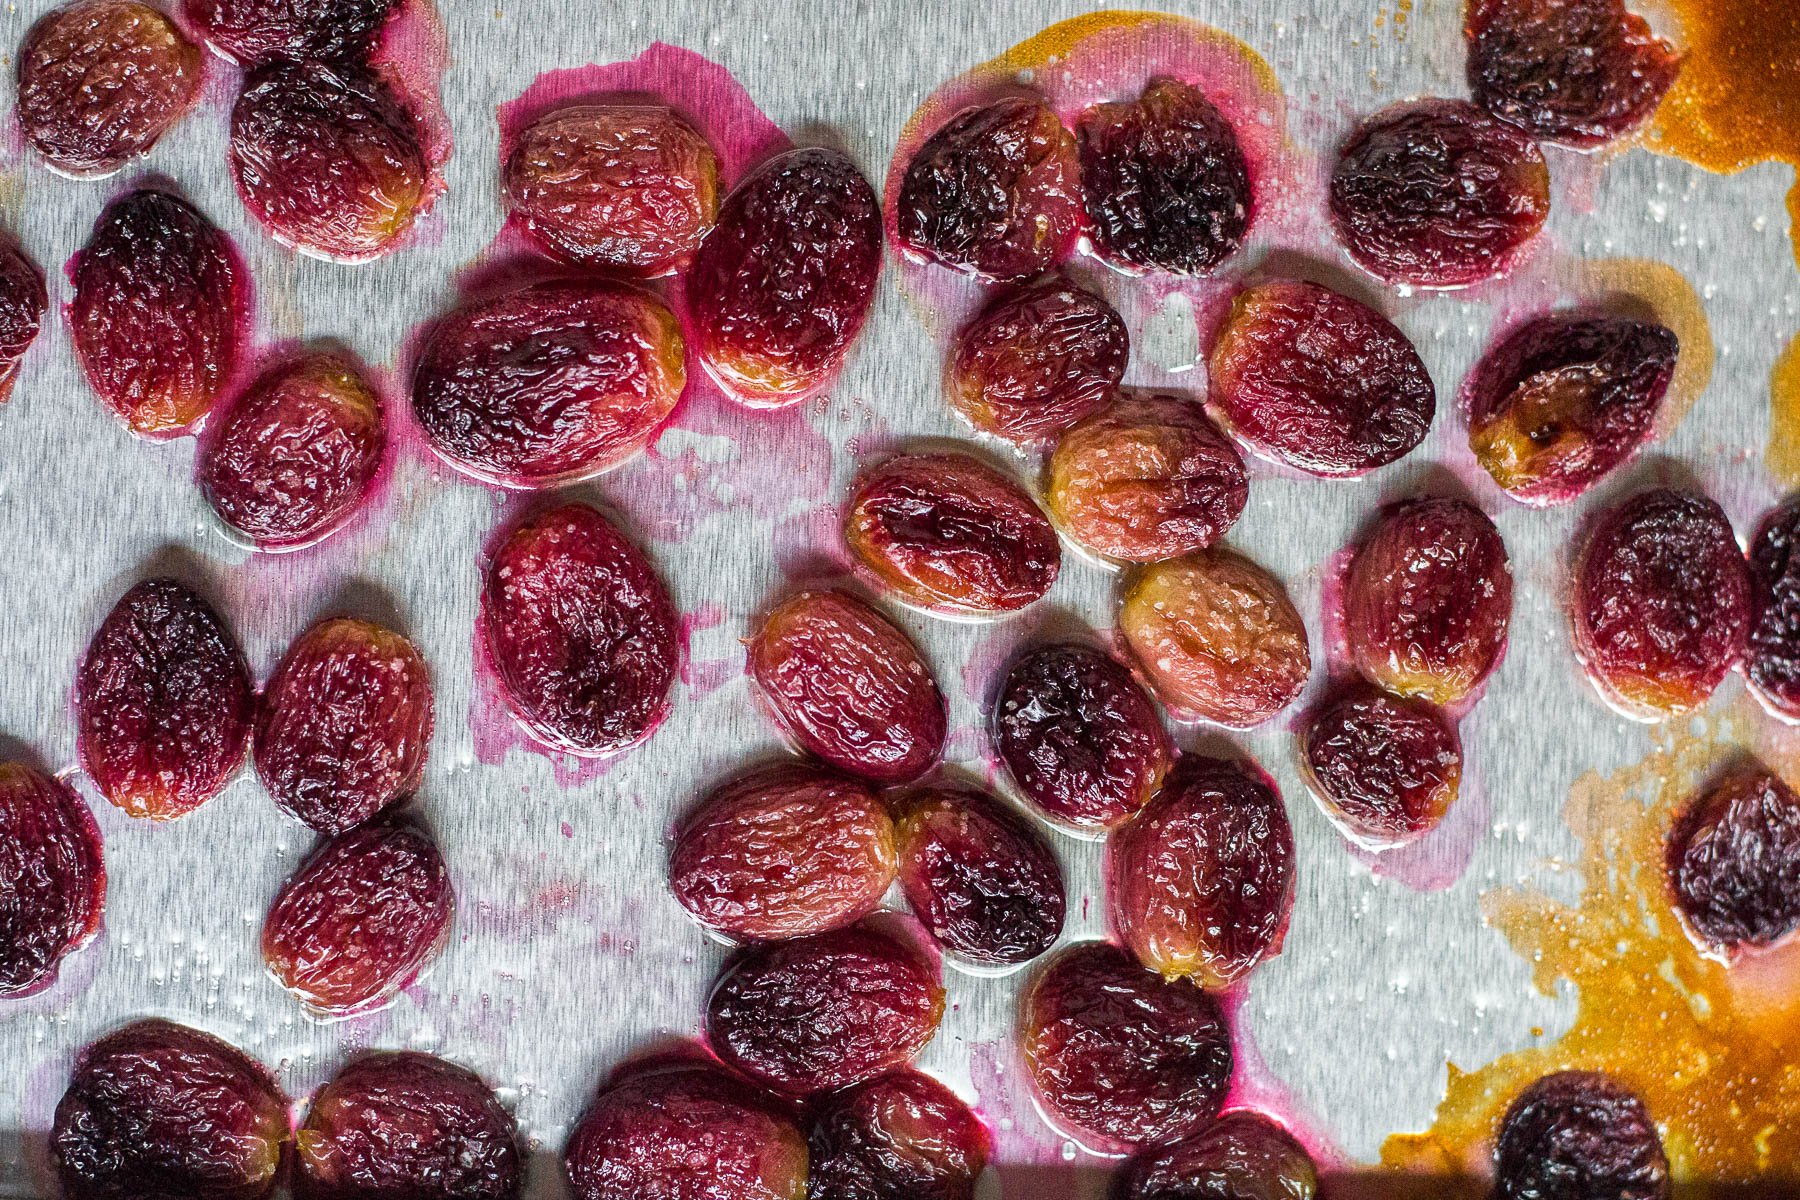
[[1466, 315, 1679, 506], [564, 1063, 808, 1200], [1076, 77, 1251, 276], [505, 105, 719, 275], [52, 1019, 289, 1200], [254, 618, 434, 836], [16, 0, 201, 177], [70, 189, 246, 439], [1120, 551, 1311, 728], [894, 96, 1080, 283], [76, 578, 253, 821], [1665, 765, 1800, 960], [199, 352, 385, 549], [230, 60, 427, 262], [261, 820, 454, 1016], [947, 280, 1128, 445], [0, 240, 47, 402], [1299, 684, 1461, 850], [0, 762, 105, 996], [806, 1069, 991, 1200], [845, 453, 1060, 615], [748, 589, 946, 784], [1746, 497, 1800, 721], [1329, 98, 1550, 289], [1345, 496, 1513, 705], [893, 784, 1065, 967], [706, 921, 945, 1096], [1048, 393, 1247, 564], [297, 1052, 521, 1200], [1209, 281, 1436, 477], [185, 0, 394, 66], [993, 642, 1172, 832], [412, 280, 685, 487], [480, 503, 679, 757], [1571, 488, 1750, 720], [688, 147, 882, 406], [1494, 1072, 1669, 1200], [1020, 942, 1232, 1152], [1107, 756, 1295, 986], [670, 763, 897, 942], [1115, 1111, 1319, 1200], [1467, 0, 1681, 149]]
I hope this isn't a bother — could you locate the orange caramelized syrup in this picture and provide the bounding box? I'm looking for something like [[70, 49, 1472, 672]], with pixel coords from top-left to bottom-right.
[[1646, 2, 1800, 486], [1382, 706, 1800, 1185]]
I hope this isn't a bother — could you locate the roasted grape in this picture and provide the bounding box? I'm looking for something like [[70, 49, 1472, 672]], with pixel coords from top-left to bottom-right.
[[53, 1018, 288, 1200], [1020, 941, 1232, 1151], [230, 60, 428, 262], [75, 577, 252, 820], [297, 1052, 521, 1200], [412, 280, 685, 487], [1107, 755, 1295, 986], [1046, 393, 1247, 563], [1344, 496, 1513, 705], [70, 189, 246, 439], [1115, 1111, 1318, 1200], [505, 104, 719, 275], [564, 1062, 808, 1200], [0, 239, 47, 402], [894, 96, 1080, 283], [0, 762, 105, 996], [1120, 551, 1311, 728], [261, 819, 454, 1016], [198, 351, 385, 549], [1329, 98, 1550, 288], [17, 0, 201, 176], [688, 147, 881, 406], [807, 1069, 990, 1200], [184, 0, 396, 65], [1299, 684, 1461, 850], [893, 784, 1065, 967], [1494, 1072, 1669, 1200], [1666, 765, 1800, 960], [1076, 77, 1250, 275], [1467, 0, 1682, 149], [670, 762, 896, 942], [845, 452, 1060, 615], [946, 279, 1128, 445], [992, 641, 1172, 832], [1466, 314, 1679, 506], [1747, 496, 1800, 721], [480, 502, 679, 756], [706, 920, 944, 1095], [747, 589, 946, 784], [1209, 281, 1435, 476], [1571, 487, 1750, 720], [254, 617, 433, 835]]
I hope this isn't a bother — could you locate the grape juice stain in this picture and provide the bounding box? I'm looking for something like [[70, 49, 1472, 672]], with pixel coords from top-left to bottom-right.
[[1381, 705, 1800, 1187]]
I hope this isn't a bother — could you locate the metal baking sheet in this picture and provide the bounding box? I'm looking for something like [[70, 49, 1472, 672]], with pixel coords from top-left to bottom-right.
[[0, 0, 1792, 1195]]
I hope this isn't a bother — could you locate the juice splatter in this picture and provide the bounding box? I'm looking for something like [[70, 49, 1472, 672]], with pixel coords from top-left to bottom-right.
[[1381, 704, 1800, 1188], [884, 12, 1308, 352], [1647, 3, 1800, 489]]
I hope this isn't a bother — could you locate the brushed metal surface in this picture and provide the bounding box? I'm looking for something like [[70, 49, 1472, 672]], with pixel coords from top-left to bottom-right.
[[0, 0, 1790, 1197]]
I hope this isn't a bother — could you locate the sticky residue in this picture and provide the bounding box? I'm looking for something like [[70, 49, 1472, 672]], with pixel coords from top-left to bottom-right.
[[1646, 3, 1800, 488], [1381, 706, 1800, 1187]]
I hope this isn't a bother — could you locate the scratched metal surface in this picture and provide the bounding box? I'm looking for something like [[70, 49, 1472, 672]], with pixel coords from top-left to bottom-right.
[[0, 0, 1790, 1195]]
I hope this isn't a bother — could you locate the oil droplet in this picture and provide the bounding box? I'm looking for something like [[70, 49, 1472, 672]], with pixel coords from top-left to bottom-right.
[[1381, 704, 1800, 1186], [1648, 3, 1800, 489]]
